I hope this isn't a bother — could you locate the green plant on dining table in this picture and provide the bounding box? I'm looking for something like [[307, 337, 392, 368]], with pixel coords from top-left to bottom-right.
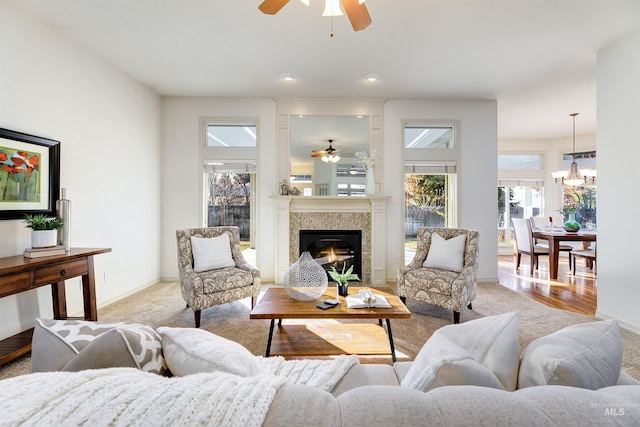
[[557, 200, 583, 216]]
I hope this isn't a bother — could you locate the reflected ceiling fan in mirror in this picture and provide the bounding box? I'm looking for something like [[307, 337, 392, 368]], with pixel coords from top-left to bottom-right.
[[311, 140, 341, 163], [258, 0, 372, 35]]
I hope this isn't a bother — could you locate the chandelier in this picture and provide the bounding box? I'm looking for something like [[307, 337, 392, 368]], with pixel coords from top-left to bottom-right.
[[551, 113, 596, 186]]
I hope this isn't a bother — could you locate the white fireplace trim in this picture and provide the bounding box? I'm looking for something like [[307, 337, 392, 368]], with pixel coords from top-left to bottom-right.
[[272, 196, 389, 285]]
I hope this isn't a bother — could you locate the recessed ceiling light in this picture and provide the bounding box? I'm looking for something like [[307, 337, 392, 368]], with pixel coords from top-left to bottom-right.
[[365, 74, 379, 81], [281, 73, 296, 81]]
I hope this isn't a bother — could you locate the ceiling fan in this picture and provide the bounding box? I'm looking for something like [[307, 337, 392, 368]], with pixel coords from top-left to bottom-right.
[[311, 140, 341, 162], [259, 0, 372, 32]]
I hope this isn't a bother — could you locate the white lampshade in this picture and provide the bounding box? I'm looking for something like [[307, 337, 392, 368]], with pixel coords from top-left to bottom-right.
[[322, 0, 343, 16], [564, 162, 584, 186]]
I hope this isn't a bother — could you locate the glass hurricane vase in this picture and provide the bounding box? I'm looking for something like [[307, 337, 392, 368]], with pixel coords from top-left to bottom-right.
[[563, 212, 581, 232]]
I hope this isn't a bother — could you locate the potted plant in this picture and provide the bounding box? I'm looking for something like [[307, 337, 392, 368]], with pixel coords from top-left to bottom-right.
[[557, 201, 582, 232], [23, 214, 64, 248], [329, 263, 360, 297]]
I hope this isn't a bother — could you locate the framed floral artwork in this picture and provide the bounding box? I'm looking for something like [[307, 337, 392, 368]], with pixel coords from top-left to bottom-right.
[[0, 128, 60, 220]]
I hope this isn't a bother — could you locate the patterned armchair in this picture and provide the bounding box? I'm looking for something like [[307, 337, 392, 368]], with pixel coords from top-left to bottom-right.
[[176, 226, 260, 327], [397, 228, 480, 324]]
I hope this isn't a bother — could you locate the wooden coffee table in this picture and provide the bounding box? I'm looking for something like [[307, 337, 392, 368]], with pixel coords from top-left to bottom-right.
[[249, 286, 411, 362]]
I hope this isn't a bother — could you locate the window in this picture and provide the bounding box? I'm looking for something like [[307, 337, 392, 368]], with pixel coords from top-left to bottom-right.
[[498, 154, 542, 170], [203, 162, 255, 229], [201, 120, 258, 265], [404, 163, 457, 265], [562, 186, 596, 229], [404, 126, 454, 148], [206, 124, 256, 147], [337, 182, 366, 197], [403, 121, 460, 265], [498, 180, 544, 246]]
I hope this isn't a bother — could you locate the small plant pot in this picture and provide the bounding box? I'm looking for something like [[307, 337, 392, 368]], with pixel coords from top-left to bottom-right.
[[337, 283, 349, 297], [31, 230, 57, 248]]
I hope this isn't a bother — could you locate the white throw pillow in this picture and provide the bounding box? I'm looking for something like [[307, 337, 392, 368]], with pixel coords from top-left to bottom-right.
[[157, 327, 263, 377], [518, 319, 622, 390], [190, 233, 236, 273], [401, 312, 521, 392], [423, 232, 466, 272]]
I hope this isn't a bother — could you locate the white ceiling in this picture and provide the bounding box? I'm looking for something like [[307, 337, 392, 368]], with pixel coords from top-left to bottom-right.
[[15, 0, 640, 139]]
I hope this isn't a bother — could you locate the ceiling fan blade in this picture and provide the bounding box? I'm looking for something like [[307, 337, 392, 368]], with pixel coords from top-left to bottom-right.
[[259, 0, 290, 15], [340, 0, 372, 31], [311, 152, 325, 158]]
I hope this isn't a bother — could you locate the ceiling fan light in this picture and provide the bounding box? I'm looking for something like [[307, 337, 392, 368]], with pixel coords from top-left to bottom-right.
[[322, 0, 344, 16]]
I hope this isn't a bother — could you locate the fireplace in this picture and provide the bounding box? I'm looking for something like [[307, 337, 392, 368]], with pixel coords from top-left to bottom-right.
[[299, 230, 362, 283]]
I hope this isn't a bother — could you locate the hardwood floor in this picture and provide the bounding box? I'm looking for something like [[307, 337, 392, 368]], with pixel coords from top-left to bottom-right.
[[498, 254, 597, 316]]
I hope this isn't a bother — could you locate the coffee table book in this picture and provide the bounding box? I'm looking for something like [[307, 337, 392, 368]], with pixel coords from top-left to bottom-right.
[[24, 245, 66, 258]]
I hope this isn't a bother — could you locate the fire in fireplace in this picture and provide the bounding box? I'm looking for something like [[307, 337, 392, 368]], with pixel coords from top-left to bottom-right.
[[299, 230, 362, 282]]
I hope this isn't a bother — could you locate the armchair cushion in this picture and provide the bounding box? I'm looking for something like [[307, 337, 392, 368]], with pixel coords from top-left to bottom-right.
[[401, 312, 521, 392], [422, 232, 466, 272], [190, 233, 236, 272], [158, 327, 264, 377], [518, 319, 622, 390]]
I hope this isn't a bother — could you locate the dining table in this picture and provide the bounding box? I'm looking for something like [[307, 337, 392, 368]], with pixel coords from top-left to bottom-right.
[[531, 228, 596, 280]]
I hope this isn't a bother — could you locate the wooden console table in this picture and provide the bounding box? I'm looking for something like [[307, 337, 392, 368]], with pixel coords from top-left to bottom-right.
[[0, 247, 111, 365]]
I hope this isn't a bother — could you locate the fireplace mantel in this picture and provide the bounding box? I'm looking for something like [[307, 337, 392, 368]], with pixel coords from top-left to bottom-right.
[[271, 195, 390, 285], [271, 195, 390, 212]]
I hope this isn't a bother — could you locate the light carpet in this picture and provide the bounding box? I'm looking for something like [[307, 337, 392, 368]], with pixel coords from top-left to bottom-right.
[[1, 281, 639, 380]]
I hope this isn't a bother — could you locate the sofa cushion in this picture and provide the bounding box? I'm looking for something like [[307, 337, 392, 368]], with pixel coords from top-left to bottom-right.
[[423, 232, 466, 272], [401, 311, 521, 392], [337, 384, 640, 426], [518, 319, 622, 390], [190, 233, 236, 273], [330, 364, 400, 396], [157, 326, 263, 377], [31, 318, 165, 374]]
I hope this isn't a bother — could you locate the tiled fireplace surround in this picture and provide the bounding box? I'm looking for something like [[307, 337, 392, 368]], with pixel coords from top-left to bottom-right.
[[274, 196, 389, 285]]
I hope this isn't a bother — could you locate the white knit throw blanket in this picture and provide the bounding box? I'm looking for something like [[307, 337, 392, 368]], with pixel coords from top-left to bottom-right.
[[0, 367, 287, 427], [258, 354, 359, 391]]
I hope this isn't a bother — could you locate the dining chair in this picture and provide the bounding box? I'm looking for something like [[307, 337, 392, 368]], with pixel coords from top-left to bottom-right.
[[571, 245, 596, 276], [512, 218, 549, 273], [528, 217, 574, 269]]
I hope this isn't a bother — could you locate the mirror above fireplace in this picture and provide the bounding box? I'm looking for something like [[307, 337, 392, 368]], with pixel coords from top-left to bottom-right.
[[289, 115, 370, 196]]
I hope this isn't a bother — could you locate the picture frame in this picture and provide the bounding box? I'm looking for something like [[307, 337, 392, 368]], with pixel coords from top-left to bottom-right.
[[0, 128, 60, 220]]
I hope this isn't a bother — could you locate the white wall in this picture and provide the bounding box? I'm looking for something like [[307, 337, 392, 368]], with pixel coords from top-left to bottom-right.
[[161, 97, 278, 281], [596, 27, 640, 332], [0, 3, 162, 340], [383, 100, 499, 282]]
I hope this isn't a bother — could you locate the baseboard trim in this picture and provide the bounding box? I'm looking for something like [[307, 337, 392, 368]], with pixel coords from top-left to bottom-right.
[[97, 279, 162, 310], [596, 309, 640, 335]]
